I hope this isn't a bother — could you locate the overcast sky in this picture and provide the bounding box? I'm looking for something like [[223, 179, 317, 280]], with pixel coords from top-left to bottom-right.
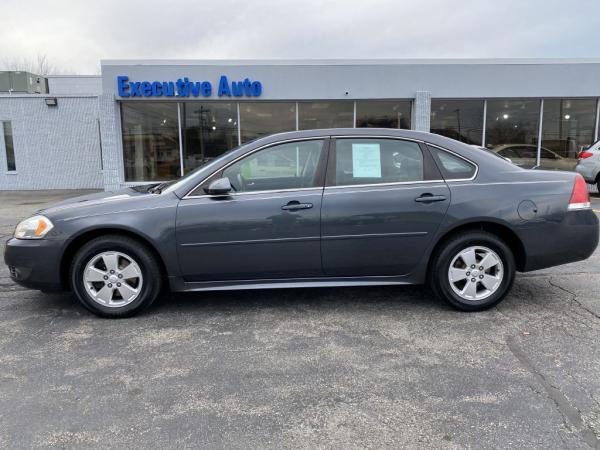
[[2, 0, 600, 74]]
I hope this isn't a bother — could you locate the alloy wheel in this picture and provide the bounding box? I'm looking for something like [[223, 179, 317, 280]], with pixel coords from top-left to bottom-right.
[[448, 245, 504, 301], [83, 251, 143, 307]]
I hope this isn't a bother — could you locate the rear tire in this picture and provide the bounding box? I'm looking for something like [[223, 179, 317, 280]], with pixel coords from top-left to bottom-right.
[[70, 235, 162, 318], [430, 231, 515, 311]]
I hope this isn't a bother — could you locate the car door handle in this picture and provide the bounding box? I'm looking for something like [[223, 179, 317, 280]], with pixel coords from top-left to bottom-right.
[[415, 194, 447, 203], [281, 201, 313, 211]]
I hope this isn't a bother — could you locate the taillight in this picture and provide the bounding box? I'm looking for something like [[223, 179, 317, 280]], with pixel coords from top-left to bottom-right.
[[568, 174, 591, 210], [578, 151, 594, 159]]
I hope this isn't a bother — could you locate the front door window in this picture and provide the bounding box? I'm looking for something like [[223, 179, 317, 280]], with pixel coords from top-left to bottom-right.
[[222, 140, 325, 192]]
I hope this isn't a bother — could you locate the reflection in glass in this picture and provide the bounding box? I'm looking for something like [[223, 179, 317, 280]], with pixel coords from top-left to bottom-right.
[[540, 99, 597, 171], [485, 99, 541, 168], [298, 102, 354, 130], [356, 100, 411, 129], [183, 102, 238, 174], [431, 100, 484, 145], [240, 102, 296, 143], [121, 102, 180, 181]]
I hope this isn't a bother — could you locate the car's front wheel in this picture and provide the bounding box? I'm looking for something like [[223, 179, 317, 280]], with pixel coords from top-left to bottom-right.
[[430, 231, 515, 311], [70, 235, 162, 318]]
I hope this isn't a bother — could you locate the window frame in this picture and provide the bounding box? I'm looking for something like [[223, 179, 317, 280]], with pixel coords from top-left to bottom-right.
[[184, 137, 331, 198], [325, 136, 444, 188]]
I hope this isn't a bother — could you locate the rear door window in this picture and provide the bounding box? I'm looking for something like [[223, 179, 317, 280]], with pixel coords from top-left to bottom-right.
[[428, 146, 477, 180], [332, 138, 424, 186]]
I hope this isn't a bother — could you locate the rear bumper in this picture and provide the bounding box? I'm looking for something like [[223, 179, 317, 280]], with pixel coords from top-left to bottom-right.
[[4, 238, 65, 292], [518, 209, 599, 272]]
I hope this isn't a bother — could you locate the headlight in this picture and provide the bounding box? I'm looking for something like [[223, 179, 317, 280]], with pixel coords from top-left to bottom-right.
[[14, 215, 54, 239]]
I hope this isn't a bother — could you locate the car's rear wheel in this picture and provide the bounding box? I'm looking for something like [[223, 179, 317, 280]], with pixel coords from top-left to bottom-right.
[[70, 235, 162, 318], [430, 231, 515, 311]]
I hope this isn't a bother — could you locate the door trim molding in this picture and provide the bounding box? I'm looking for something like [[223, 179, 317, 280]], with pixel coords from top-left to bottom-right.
[[180, 235, 320, 247], [322, 231, 427, 241]]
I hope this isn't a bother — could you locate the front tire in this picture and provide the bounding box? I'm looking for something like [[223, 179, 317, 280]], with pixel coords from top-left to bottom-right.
[[70, 235, 162, 318], [430, 231, 515, 311]]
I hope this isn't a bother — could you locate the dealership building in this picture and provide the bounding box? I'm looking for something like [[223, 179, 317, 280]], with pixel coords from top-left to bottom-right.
[[1, 59, 600, 191]]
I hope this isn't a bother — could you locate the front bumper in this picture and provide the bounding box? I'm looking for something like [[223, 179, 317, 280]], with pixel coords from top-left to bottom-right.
[[4, 238, 65, 292], [518, 209, 599, 272]]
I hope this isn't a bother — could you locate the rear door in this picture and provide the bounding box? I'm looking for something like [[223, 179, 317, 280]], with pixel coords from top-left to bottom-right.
[[321, 137, 451, 276]]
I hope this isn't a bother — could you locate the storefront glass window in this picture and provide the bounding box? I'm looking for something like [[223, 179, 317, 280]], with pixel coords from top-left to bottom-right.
[[356, 100, 411, 129], [239, 102, 296, 143], [485, 99, 541, 168], [431, 100, 484, 145], [298, 101, 354, 130], [540, 99, 597, 171], [183, 102, 238, 174], [121, 102, 180, 182]]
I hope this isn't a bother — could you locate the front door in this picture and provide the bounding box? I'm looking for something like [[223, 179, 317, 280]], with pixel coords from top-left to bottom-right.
[[321, 137, 450, 276], [176, 139, 328, 282]]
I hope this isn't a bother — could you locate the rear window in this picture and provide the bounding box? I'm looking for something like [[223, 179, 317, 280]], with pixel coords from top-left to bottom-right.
[[428, 146, 476, 180]]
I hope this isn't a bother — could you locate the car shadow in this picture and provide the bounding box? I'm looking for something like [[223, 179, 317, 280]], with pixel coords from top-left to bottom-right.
[[35, 284, 451, 318], [149, 285, 449, 316], [25, 276, 558, 318]]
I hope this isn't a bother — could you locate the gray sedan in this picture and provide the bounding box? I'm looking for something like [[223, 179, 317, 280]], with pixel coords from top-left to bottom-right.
[[4, 129, 599, 317]]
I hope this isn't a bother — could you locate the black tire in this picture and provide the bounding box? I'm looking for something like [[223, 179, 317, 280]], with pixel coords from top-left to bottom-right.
[[70, 235, 162, 318], [429, 231, 515, 311]]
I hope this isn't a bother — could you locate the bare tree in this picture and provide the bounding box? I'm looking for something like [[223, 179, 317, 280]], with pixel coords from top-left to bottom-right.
[[0, 54, 68, 75]]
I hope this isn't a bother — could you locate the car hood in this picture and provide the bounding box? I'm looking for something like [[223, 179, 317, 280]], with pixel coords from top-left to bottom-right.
[[38, 186, 157, 217]]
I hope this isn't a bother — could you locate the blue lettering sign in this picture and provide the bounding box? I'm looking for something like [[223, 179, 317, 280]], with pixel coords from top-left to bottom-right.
[[117, 76, 130, 97], [189, 81, 201, 97], [141, 81, 152, 97], [163, 82, 175, 97], [231, 80, 244, 97], [218, 75, 231, 97], [201, 81, 211, 97], [129, 81, 142, 97], [116, 75, 261, 98], [251, 81, 262, 96]]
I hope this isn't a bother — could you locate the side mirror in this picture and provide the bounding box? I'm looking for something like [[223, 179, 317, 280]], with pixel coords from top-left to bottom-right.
[[205, 177, 233, 195]]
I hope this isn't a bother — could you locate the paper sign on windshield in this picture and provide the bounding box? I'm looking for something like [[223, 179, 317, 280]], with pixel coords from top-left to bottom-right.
[[352, 143, 381, 178]]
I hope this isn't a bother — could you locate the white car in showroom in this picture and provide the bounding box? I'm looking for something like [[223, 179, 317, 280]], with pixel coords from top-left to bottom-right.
[[575, 140, 600, 191]]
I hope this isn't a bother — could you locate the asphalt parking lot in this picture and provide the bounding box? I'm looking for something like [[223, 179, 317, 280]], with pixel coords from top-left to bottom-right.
[[1, 190, 599, 449]]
